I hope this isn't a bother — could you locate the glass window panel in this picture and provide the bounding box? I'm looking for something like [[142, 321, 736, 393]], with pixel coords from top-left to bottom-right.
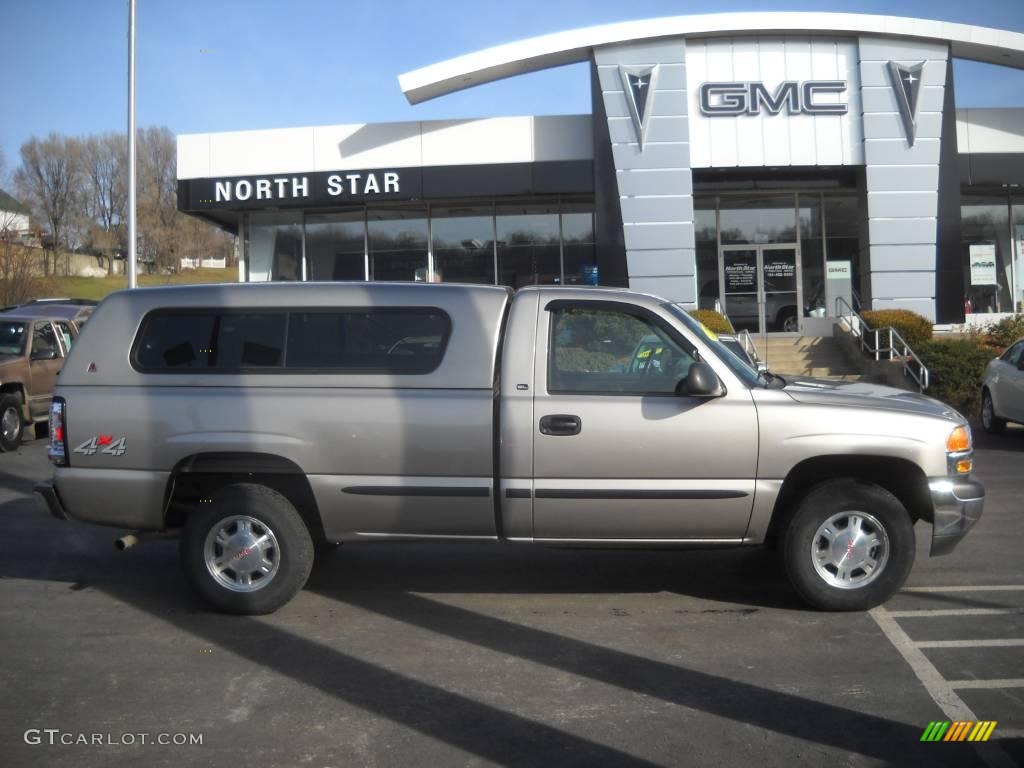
[[305, 211, 365, 281], [823, 194, 862, 314], [134, 313, 216, 370], [32, 322, 61, 359], [961, 193, 1012, 314], [561, 208, 596, 285], [285, 309, 450, 373], [799, 193, 825, 318], [1013, 194, 1024, 313], [496, 205, 560, 287], [367, 208, 428, 282], [53, 321, 74, 353], [0, 321, 27, 356], [548, 307, 695, 394], [694, 198, 719, 310], [133, 312, 286, 370], [247, 212, 302, 282], [719, 194, 796, 245], [211, 314, 285, 369], [430, 206, 495, 285]]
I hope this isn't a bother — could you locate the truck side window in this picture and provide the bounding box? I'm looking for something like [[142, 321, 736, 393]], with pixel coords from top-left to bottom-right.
[[210, 314, 285, 369], [548, 307, 696, 394], [54, 321, 74, 353], [31, 322, 62, 360], [285, 309, 450, 373], [135, 313, 216, 369]]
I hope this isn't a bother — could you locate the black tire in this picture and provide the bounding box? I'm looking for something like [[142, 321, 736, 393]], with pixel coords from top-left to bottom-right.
[[783, 479, 915, 611], [778, 308, 799, 333], [0, 394, 25, 453], [180, 483, 314, 615], [981, 390, 1006, 435]]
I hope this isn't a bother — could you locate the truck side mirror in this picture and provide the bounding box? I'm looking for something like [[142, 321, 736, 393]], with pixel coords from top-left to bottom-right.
[[676, 361, 722, 398]]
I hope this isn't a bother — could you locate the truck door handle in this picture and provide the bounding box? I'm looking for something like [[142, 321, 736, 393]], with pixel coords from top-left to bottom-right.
[[539, 414, 581, 436]]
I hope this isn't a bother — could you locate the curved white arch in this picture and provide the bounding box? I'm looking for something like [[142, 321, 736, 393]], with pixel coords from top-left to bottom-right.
[[399, 12, 1024, 104]]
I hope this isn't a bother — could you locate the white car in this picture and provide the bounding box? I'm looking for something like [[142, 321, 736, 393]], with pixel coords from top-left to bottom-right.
[[981, 337, 1024, 433]]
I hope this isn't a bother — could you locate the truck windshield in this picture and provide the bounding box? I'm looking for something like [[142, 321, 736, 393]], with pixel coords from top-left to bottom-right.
[[663, 304, 762, 388], [0, 322, 27, 357]]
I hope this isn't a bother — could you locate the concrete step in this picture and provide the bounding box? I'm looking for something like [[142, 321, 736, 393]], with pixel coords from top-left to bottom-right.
[[768, 366, 863, 377]]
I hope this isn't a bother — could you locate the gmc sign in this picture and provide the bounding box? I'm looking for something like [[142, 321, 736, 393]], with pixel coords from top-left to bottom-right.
[[699, 80, 848, 116]]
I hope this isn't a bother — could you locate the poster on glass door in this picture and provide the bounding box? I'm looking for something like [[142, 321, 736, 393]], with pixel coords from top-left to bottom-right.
[[969, 243, 997, 286]]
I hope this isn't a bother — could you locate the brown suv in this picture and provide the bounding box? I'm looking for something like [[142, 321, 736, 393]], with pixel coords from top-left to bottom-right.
[[0, 312, 79, 451]]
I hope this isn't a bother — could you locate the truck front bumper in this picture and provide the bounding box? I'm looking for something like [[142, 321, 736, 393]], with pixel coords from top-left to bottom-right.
[[35, 479, 70, 521], [928, 477, 984, 556]]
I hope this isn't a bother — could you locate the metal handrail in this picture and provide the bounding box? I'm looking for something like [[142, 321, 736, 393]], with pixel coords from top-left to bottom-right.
[[734, 328, 761, 364], [834, 296, 930, 391]]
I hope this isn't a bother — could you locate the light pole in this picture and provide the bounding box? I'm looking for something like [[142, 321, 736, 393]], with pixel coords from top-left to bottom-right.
[[127, 0, 137, 288]]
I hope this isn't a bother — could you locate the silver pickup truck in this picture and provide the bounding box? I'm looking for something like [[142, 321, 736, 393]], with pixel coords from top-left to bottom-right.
[[35, 283, 983, 614]]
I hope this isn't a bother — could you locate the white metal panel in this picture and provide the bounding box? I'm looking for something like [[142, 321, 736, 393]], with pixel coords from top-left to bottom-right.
[[313, 122, 422, 171], [785, 40, 817, 166], [706, 39, 738, 167], [733, 38, 764, 168], [422, 117, 535, 166], [686, 40, 712, 168], [810, 39, 842, 165], [686, 36, 860, 168], [207, 127, 317, 178], [960, 108, 1024, 153], [759, 39, 791, 166], [399, 12, 1024, 105], [533, 115, 594, 161], [176, 134, 210, 180]]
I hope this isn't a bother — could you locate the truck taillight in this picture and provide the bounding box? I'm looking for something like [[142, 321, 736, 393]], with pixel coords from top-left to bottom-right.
[[48, 397, 68, 466]]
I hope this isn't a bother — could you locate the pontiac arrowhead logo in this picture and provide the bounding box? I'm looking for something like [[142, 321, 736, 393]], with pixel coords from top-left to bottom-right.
[[619, 64, 659, 150], [887, 61, 925, 147]]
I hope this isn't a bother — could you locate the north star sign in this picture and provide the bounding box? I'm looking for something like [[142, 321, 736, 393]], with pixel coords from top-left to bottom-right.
[[213, 171, 402, 203], [698, 80, 848, 116]]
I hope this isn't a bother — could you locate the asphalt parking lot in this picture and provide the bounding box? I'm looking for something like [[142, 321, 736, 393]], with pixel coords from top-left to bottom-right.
[[1, 428, 1022, 767]]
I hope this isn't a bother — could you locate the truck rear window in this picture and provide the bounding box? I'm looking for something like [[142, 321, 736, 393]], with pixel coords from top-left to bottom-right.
[[131, 308, 450, 374]]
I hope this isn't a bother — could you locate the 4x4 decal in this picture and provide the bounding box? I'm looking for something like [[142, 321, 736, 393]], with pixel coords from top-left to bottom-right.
[[73, 435, 127, 457]]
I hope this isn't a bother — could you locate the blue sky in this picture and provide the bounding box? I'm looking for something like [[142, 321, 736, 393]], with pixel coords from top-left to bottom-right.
[[2, 0, 1024, 173]]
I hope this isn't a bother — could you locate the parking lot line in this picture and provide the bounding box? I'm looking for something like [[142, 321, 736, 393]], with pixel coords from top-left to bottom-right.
[[869, 607, 1018, 768], [914, 639, 1024, 648], [885, 608, 1023, 618], [947, 679, 1024, 690], [869, 608, 975, 720], [902, 586, 1024, 593]]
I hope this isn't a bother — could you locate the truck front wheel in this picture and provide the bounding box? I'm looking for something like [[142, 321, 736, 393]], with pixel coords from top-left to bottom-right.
[[180, 483, 314, 615], [783, 479, 915, 611]]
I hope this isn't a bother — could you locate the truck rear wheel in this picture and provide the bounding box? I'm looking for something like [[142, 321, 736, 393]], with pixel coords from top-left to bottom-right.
[[783, 479, 914, 611], [0, 394, 24, 452], [180, 483, 314, 615]]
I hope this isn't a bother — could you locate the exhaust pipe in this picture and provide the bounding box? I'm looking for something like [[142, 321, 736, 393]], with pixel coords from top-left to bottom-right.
[[115, 534, 140, 551], [114, 530, 178, 551]]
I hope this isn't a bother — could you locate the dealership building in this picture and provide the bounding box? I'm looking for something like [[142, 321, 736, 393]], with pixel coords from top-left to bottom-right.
[[176, 12, 1024, 333]]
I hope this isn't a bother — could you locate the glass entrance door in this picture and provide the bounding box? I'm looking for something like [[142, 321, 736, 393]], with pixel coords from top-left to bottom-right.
[[719, 245, 801, 334]]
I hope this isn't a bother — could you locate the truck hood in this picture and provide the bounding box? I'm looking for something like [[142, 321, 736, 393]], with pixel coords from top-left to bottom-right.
[[782, 376, 964, 423], [0, 355, 22, 368]]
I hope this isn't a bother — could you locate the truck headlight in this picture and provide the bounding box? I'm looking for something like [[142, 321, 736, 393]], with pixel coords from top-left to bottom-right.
[[946, 426, 971, 453], [946, 425, 972, 474]]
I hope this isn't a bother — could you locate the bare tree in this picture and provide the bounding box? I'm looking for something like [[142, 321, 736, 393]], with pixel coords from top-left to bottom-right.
[[137, 126, 180, 273], [81, 133, 127, 275], [15, 134, 81, 276], [0, 148, 42, 306]]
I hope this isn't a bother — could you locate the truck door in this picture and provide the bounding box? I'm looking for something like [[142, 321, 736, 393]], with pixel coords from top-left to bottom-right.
[[28, 321, 64, 419], [531, 296, 758, 541]]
